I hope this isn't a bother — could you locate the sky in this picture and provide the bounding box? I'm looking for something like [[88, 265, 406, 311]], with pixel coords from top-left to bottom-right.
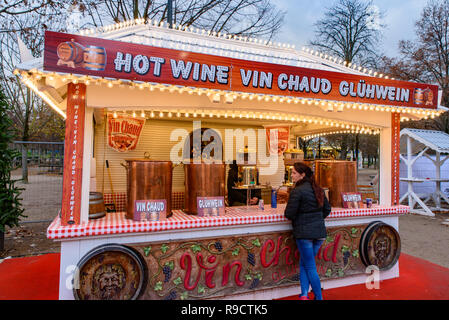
[[274, 0, 428, 58]]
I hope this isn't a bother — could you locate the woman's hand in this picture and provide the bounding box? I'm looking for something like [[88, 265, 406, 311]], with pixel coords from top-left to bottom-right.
[[250, 197, 259, 205]]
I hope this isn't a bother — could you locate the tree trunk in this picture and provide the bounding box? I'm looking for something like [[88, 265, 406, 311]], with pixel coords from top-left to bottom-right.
[[133, 0, 139, 18], [340, 136, 348, 160], [0, 230, 4, 252], [318, 137, 322, 159], [167, 0, 173, 28]]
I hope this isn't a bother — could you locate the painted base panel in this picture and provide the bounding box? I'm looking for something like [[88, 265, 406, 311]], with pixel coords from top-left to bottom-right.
[[56, 213, 402, 300]]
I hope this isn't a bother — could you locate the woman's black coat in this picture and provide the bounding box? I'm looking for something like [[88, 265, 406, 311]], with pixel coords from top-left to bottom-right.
[[284, 181, 331, 239]]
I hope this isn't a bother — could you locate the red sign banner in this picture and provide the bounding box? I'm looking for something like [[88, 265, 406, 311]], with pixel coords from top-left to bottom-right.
[[61, 83, 85, 225], [44, 31, 438, 109], [107, 112, 145, 152]]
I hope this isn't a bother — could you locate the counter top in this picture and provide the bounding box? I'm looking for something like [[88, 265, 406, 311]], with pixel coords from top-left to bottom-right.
[[47, 204, 409, 240]]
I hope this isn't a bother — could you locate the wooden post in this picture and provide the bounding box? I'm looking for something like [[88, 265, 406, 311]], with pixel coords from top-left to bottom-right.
[[60, 83, 86, 225], [0, 230, 4, 252], [21, 143, 28, 184]]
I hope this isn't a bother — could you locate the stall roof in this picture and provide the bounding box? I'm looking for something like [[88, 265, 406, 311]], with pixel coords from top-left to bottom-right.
[[400, 128, 449, 154], [14, 19, 446, 122], [16, 20, 367, 76]]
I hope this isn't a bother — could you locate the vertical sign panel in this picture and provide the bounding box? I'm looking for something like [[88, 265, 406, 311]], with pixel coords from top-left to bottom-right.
[[391, 113, 401, 206], [61, 83, 86, 225]]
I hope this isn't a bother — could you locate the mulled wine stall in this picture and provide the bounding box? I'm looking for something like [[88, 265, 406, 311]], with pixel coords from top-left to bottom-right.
[[15, 19, 444, 300]]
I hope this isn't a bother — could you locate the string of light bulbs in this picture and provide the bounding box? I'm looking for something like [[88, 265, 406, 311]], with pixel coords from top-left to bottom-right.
[[78, 17, 399, 80], [20, 69, 443, 118], [302, 129, 380, 141], [16, 69, 444, 122], [108, 107, 381, 134]]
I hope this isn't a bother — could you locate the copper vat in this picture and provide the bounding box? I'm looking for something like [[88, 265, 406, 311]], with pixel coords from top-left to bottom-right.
[[301, 160, 315, 172], [315, 160, 357, 208], [123, 159, 173, 219], [184, 163, 226, 215]]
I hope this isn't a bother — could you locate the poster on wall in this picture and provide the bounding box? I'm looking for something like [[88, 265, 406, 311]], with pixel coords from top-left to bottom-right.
[[265, 126, 290, 155], [107, 112, 145, 152], [61, 83, 85, 225]]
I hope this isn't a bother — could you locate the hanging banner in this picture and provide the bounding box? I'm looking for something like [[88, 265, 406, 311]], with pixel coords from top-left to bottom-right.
[[44, 31, 439, 109], [391, 113, 401, 205], [107, 113, 145, 152], [266, 126, 290, 155], [61, 83, 85, 225]]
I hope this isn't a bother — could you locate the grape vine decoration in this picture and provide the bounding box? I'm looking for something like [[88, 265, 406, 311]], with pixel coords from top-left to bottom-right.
[[141, 236, 265, 300], [322, 226, 362, 279]]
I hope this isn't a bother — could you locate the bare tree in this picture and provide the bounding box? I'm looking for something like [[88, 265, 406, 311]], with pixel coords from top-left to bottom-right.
[[0, 4, 67, 141], [309, 0, 385, 67], [76, 0, 285, 40], [325, 133, 356, 161], [381, 0, 449, 108], [0, 0, 50, 17], [379, 0, 449, 133], [0, 2, 69, 182], [308, 0, 385, 161]]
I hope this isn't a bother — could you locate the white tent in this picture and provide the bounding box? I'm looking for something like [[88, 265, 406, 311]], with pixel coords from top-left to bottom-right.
[[400, 128, 449, 216]]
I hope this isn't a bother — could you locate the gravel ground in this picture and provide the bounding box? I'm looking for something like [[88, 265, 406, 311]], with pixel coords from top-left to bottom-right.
[[399, 211, 449, 268], [11, 167, 62, 223]]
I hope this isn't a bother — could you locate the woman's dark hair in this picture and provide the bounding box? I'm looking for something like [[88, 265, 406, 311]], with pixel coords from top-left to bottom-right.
[[293, 162, 324, 207], [230, 160, 238, 171]]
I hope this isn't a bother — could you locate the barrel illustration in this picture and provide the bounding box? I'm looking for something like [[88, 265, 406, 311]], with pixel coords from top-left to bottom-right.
[[83, 45, 107, 71], [414, 88, 424, 105], [57, 39, 85, 68], [73, 244, 147, 300], [89, 192, 106, 219], [359, 221, 401, 271]]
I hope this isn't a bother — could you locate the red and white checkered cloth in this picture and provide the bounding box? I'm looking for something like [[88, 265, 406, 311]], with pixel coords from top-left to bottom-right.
[[47, 204, 409, 240]]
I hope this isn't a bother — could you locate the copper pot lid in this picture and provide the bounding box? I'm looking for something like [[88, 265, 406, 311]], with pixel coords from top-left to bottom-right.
[[125, 152, 172, 163], [124, 159, 173, 163]]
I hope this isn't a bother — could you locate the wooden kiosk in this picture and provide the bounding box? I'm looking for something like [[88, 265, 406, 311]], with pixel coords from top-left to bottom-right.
[[15, 19, 444, 300]]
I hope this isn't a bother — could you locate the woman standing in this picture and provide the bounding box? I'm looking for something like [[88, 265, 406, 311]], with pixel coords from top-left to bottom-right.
[[284, 162, 331, 300]]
